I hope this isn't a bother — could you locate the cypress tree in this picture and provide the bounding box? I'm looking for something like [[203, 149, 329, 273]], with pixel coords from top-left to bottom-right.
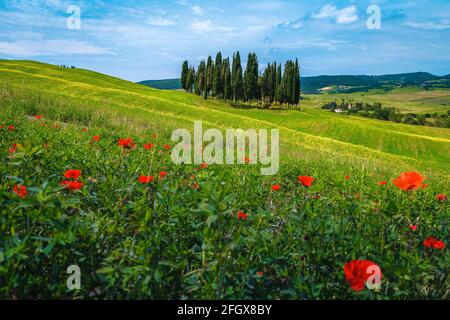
[[233, 52, 243, 102], [181, 60, 189, 91], [244, 53, 258, 103], [186, 67, 195, 92], [197, 61, 206, 97], [223, 58, 232, 101], [205, 56, 213, 99], [294, 58, 301, 106], [275, 63, 282, 102], [261, 63, 271, 106], [213, 52, 223, 98]]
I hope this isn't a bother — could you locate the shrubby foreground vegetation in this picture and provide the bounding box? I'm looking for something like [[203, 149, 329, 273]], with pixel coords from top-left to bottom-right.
[[0, 61, 448, 299]]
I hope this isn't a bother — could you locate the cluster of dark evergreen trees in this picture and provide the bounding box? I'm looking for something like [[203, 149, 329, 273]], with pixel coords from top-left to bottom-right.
[[181, 52, 301, 108]]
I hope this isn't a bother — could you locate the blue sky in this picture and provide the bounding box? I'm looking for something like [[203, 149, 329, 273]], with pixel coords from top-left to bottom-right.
[[0, 0, 449, 81]]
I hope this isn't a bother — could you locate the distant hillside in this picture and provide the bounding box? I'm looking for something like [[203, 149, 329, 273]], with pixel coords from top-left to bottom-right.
[[139, 72, 450, 94], [301, 72, 449, 94], [138, 78, 181, 90]]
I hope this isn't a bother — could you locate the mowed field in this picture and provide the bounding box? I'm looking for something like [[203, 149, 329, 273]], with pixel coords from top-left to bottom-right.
[[0, 60, 449, 299], [1, 60, 449, 176]]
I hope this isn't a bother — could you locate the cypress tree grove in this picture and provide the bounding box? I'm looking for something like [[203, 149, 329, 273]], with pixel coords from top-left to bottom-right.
[[180, 51, 301, 109]]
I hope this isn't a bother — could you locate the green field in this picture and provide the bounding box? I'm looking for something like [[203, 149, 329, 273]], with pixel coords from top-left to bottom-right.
[[1, 60, 449, 175], [0, 60, 449, 299], [304, 87, 450, 114]]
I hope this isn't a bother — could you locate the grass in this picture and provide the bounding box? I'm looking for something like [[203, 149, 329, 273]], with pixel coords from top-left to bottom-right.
[[1, 60, 449, 176], [0, 60, 449, 299]]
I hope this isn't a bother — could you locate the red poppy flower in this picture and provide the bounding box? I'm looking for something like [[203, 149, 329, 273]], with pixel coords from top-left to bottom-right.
[[345, 175, 350, 180], [159, 171, 167, 179], [138, 176, 154, 184], [378, 180, 387, 185], [344, 260, 382, 292], [297, 176, 315, 188], [409, 225, 417, 231], [200, 162, 208, 169], [163, 144, 171, 150], [118, 138, 136, 149], [436, 194, 447, 202], [256, 272, 264, 277], [271, 184, 281, 191], [423, 236, 445, 250], [82, 127, 88, 132], [392, 172, 424, 191], [237, 211, 248, 221], [244, 157, 250, 164], [92, 135, 101, 142], [64, 169, 81, 180], [13, 184, 27, 198], [8, 125, 15, 131], [34, 115, 43, 120], [421, 183, 428, 189], [61, 180, 84, 190], [8, 144, 18, 154], [143, 143, 154, 150]]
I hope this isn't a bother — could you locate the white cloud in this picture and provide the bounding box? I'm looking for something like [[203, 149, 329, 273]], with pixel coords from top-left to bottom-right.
[[404, 20, 450, 30], [192, 5, 204, 16], [313, 4, 358, 25], [0, 40, 114, 57], [190, 20, 235, 34], [146, 16, 176, 27], [278, 19, 303, 30]]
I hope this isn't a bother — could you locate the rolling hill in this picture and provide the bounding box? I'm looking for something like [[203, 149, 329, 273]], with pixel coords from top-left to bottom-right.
[[1, 60, 449, 176]]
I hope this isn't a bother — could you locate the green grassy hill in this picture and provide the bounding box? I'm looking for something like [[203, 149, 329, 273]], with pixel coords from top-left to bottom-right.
[[1, 60, 449, 176], [0, 60, 448, 299]]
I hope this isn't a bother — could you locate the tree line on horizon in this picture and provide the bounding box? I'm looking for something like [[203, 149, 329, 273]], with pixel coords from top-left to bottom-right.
[[180, 52, 301, 108]]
